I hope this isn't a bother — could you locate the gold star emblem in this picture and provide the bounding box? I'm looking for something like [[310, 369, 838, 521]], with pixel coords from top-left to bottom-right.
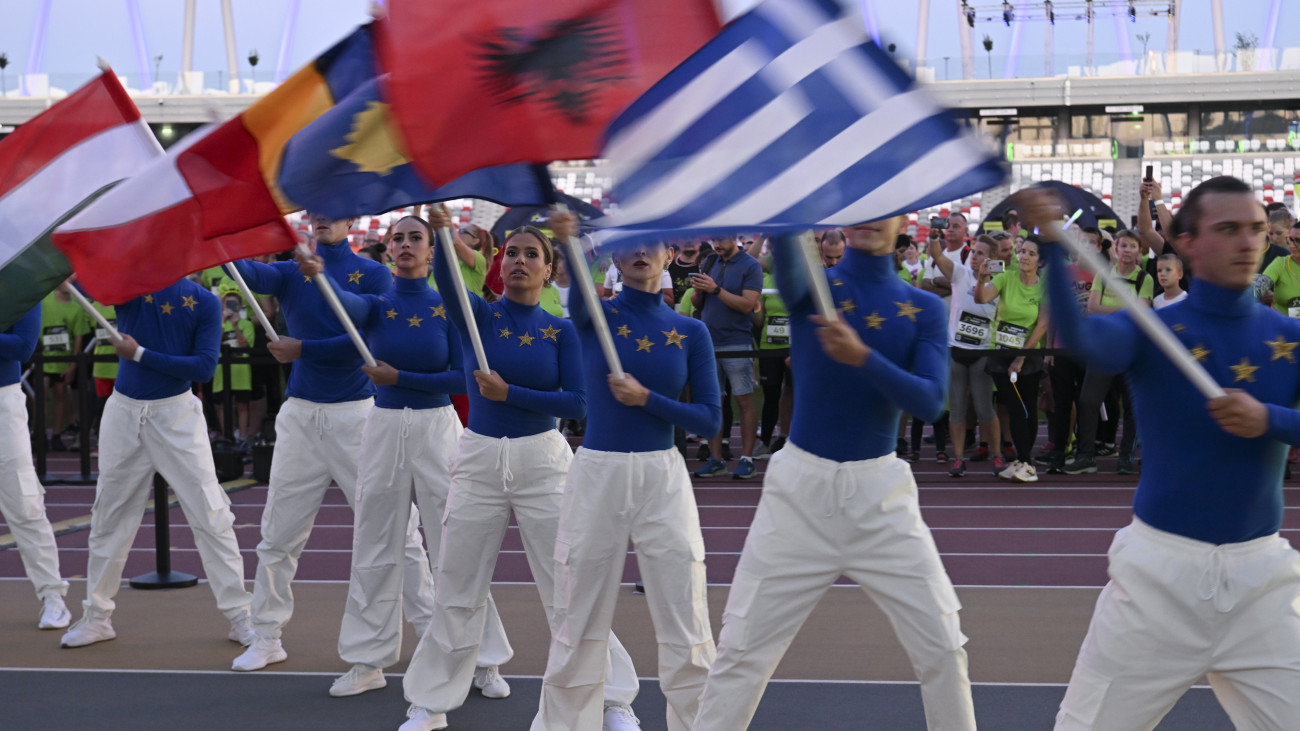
[[616, 324, 631, 338], [864, 311, 886, 330], [1265, 335, 1298, 363], [540, 324, 560, 341], [1171, 324, 1186, 332], [1189, 344, 1210, 362], [832, 279, 843, 287], [144, 294, 154, 303], [663, 327, 687, 349], [895, 300, 922, 321], [499, 327, 512, 339], [611, 308, 620, 315], [635, 335, 654, 352], [348, 269, 363, 284], [1231, 357, 1259, 383], [386, 308, 398, 320], [493, 312, 502, 318], [303, 275, 312, 283], [181, 295, 198, 311], [430, 305, 446, 319], [407, 314, 423, 328], [518, 333, 535, 346], [838, 299, 857, 314], [160, 302, 175, 315]]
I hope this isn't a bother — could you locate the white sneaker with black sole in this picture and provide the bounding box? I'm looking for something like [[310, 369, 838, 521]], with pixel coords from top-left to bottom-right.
[[473, 665, 510, 698], [399, 705, 448, 731], [330, 663, 386, 697], [38, 594, 71, 630]]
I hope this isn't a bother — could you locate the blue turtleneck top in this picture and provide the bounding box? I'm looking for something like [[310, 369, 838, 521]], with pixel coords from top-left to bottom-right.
[[233, 241, 392, 403], [570, 284, 721, 452], [114, 278, 220, 400], [433, 247, 584, 438], [773, 236, 950, 462], [0, 305, 40, 388], [1046, 243, 1300, 544], [334, 275, 465, 410]]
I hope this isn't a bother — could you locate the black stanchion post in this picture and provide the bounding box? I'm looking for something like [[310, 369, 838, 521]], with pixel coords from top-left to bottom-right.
[[32, 349, 48, 481], [129, 473, 198, 589], [77, 350, 93, 481]]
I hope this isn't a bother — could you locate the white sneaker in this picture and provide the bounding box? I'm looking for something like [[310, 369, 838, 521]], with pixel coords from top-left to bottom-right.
[[1012, 462, 1039, 483], [998, 459, 1022, 480], [398, 705, 448, 731], [60, 616, 115, 648], [472, 665, 510, 698], [330, 663, 387, 697], [38, 594, 71, 630], [232, 636, 287, 671], [750, 442, 771, 460], [603, 704, 641, 730], [227, 610, 255, 646]]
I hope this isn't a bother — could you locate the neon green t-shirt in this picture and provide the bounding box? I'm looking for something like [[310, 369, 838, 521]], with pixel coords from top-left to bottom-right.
[[89, 302, 119, 380], [213, 318, 255, 393], [429, 249, 488, 297], [758, 272, 789, 351], [40, 293, 91, 375], [991, 270, 1045, 349], [1263, 256, 1300, 317], [539, 284, 565, 318], [1096, 264, 1155, 309], [677, 287, 697, 318]]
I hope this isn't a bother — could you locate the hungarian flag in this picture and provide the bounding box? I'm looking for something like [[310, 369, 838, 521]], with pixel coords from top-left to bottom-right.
[[379, 0, 721, 186], [52, 26, 380, 304], [0, 70, 160, 330]]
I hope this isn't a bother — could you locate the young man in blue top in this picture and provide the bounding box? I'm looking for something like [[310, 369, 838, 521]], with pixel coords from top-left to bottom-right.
[[59, 278, 254, 649], [232, 213, 437, 672], [1032, 178, 1300, 729], [693, 217, 976, 730], [691, 235, 763, 479], [0, 304, 71, 630], [533, 215, 722, 731], [299, 217, 514, 700]]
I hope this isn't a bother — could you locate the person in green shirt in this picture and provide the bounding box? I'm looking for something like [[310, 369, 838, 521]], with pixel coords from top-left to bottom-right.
[[974, 238, 1047, 482], [86, 300, 119, 435], [212, 282, 256, 443], [40, 284, 92, 450], [1259, 220, 1300, 316]]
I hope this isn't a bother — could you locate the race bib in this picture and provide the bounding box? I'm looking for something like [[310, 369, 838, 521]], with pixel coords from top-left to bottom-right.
[[42, 326, 69, 349], [765, 315, 789, 345], [1288, 297, 1300, 319], [224, 333, 241, 348], [955, 312, 991, 346], [994, 321, 1028, 349], [95, 319, 117, 343]]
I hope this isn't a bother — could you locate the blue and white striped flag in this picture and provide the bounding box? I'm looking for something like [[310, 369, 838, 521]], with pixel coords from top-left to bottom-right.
[[596, 0, 1005, 239]]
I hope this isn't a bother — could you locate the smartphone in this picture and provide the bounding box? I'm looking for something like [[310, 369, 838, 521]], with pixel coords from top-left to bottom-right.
[[987, 260, 1005, 274], [224, 300, 240, 313], [929, 216, 949, 230], [1145, 164, 1153, 182]]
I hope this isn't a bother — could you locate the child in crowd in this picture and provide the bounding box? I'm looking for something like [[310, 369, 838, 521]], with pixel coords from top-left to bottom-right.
[[1153, 253, 1187, 310]]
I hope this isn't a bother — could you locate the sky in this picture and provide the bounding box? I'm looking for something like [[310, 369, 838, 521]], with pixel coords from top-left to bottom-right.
[[0, 0, 1291, 93]]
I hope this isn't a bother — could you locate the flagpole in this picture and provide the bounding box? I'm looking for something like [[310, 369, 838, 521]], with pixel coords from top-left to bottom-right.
[[66, 285, 120, 340], [295, 244, 378, 368], [436, 225, 490, 373], [557, 216, 625, 379], [223, 263, 280, 342], [1048, 220, 1224, 400], [795, 231, 838, 322]]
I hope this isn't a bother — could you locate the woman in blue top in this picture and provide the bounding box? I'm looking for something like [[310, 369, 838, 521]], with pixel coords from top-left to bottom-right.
[[300, 217, 514, 700], [400, 210, 638, 731], [534, 215, 722, 731]]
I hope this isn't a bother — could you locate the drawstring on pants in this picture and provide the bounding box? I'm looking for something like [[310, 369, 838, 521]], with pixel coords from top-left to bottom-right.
[[498, 437, 514, 492], [1197, 546, 1236, 613], [823, 463, 859, 518], [311, 407, 332, 440]]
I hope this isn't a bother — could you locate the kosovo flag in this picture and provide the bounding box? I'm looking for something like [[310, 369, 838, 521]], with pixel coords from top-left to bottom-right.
[[278, 76, 549, 219]]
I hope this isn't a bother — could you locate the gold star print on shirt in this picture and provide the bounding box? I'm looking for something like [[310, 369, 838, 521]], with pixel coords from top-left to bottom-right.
[[1230, 357, 1260, 383], [430, 305, 447, 320], [616, 324, 631, 338], [160, 302, 175, 315], [864, 311, 886, 330], [499, 327, 512, 339], [1264, 335, 1298, 363], [182, 295, 198, 311], [540, 324, 560, 341], [1189, 344, 1210, 362], [518, 333, 535, 346], [838, 299, 857, 314], [635, 335, 654, 352], [407, 314, 423, 328], [144, 295, 154, 303], [663, 327, 687, 349], [895, 300, 922, 322], [386, 309, 398, 320], [348, 270, 363, 284]]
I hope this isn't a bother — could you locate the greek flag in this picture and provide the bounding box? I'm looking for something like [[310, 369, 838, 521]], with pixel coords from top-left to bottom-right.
[[597, 0, 1005, 238]]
